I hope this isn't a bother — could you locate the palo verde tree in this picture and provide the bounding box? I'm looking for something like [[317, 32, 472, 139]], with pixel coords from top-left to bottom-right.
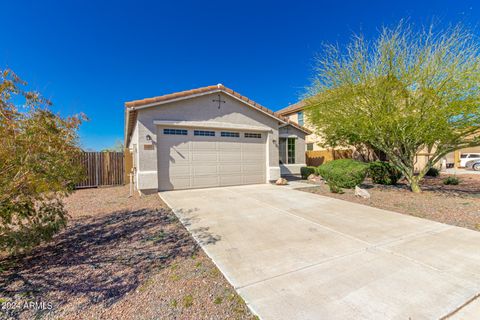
[[306, 22, 480, 192], [0, 69, 86, 252]]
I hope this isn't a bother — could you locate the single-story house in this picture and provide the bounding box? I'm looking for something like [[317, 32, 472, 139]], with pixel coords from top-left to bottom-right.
[[124, 84, 310, 193]]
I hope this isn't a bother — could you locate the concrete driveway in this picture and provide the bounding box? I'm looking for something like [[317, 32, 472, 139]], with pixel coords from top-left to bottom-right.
[[160, 184, 480, 320]]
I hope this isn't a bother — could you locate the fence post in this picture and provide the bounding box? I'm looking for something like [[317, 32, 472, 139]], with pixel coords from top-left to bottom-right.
[[95, 152, 100, 187]]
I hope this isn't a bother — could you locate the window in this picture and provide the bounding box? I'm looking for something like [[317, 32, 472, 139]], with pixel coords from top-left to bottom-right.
[[221, 131, 240, 137], [297, 111, 304, 126], [468, 154, 480, 158], [287, 138, 295, 164], [164, 128, 187, 135], [306, 143, 314, 151], [245, 133, 261, 138], [461, 154, 468, 158], [194, 130, 215, 136]]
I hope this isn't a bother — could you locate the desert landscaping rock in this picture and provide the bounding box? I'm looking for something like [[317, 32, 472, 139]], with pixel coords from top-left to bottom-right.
[[307, 174, 322, 183], [354, 186, 371, 199], [302, 174, 480, 232]]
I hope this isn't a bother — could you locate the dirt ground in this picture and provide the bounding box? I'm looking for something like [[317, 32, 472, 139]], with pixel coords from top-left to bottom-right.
[[0, 186, 255, 320], [300, 174, 480, 231]]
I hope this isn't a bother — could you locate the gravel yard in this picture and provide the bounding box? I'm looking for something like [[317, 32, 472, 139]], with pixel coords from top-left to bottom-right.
[[0, 186, 255, 320], [300, 174, 480, 231]]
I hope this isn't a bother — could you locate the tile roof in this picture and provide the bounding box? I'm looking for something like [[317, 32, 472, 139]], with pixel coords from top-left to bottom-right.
[[125, 84, 311, 146], [276, 100, 306, 116]]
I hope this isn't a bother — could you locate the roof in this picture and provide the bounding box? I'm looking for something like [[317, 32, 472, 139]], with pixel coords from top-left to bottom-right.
[[276, 100, 306, 116], [124, 84, 311, 146]]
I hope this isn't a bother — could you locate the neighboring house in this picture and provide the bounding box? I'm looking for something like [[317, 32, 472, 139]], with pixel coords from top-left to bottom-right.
[[124, 84, 310, 193], [279, 100, 480, 169], [277, 101, 325, 151]]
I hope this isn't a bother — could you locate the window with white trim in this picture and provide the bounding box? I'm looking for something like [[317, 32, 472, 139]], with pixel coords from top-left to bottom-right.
[[287, 137, 296, 164], [297, 111, 304, 126], [163, 128, 187, 135], [194, 130, 215, 136], [244, 133, 261, 138], [221, 131, 240, 137]]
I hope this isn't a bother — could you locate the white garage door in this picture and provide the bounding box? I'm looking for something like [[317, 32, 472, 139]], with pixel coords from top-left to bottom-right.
[[157, 127, 266, 190]]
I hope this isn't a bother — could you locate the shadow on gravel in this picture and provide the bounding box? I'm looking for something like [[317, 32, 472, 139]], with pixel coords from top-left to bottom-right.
[[0, 207, 199, 319]]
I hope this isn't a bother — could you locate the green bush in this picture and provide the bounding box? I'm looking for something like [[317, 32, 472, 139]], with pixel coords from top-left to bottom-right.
[[367, 161, 402, 185], [317, 159, 368, 192], [0, 69, 85, 252], [426, 167, 440, 177], [443, 176, 460, 185], [300, 166, 317, 179]]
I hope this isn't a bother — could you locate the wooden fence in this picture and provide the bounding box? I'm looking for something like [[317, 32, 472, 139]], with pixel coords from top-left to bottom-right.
[[75, 152, 125, 188], [306, 149, 353, 167]]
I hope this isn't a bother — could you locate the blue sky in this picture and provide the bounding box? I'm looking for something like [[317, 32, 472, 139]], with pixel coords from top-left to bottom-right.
[[1, 0, 477, 150]]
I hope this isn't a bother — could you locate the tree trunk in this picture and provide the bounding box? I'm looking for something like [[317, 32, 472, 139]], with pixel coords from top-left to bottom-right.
[[409, 176, 422, 193]]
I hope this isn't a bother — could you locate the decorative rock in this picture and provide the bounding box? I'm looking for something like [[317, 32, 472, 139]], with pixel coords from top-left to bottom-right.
[[308, 174, 322, 183], [355, 186, 371, 199], [275, 178, 288, 185]]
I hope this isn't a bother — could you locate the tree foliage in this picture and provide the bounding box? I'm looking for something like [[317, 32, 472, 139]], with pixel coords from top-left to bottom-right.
[[0, 69, 86, 252], [102, 139, 124, 152], [367, 161, 402, 185], [306, 22, 480, 192]]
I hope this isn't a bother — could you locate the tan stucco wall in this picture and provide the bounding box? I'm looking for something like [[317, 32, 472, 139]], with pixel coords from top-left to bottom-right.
[[134, 92, 282, 190], [284, 112, 326, 151]]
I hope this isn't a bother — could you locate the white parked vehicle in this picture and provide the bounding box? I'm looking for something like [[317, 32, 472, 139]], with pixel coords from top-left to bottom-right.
[[460, 153, 480, 167], [465, 159, 480, 171]]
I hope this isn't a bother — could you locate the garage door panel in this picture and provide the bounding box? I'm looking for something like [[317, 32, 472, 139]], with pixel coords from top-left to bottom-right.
[[244, 174, 265, 184], [242, 159, 264, 165], [219, 164, 242, 174], [168, 151, 190, 162], [164, 165, 191, 177], [220, 175, 243, 186], [192, 176, 219, 188], [192, 152, 217, 162], [192, 141, 218, 150], [158, 127, 266, 190], [193, 165, 218, 176], [242, 153, 265, 161], [218, 142, 241, 150], [243, 163, 265, 171], [242, 144, 265, 151], [218, 151, 243, 161], [159, 177, 190, 190]]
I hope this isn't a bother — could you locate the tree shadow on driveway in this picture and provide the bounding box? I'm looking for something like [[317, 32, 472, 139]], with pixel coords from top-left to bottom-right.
[[0, 207, 199, 319]]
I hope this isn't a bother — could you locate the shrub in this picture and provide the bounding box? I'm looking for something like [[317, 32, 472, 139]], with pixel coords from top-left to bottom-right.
[[443, 176, 460, 185], [426, 167, 440, 177], [317, 159, 368, 192], [367, 161, 402, 185], [300, 166, 317, 179], [0, 69, 85, 252]]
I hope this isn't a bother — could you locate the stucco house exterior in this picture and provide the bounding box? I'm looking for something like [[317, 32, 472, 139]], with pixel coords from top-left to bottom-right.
[[124, 84, 310, 193], [278, 99, 480, 169], [277, 101, 325, 151]]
